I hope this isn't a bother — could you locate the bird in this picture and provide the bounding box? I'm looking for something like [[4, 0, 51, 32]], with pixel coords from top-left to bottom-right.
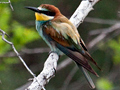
[[25, 4, 100, 89]]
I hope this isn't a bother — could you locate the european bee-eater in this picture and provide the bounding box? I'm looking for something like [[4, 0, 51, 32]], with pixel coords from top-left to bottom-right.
[[26, 4, 100, 88]]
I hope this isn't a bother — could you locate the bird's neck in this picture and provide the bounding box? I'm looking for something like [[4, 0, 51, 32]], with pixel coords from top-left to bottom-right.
[[36, 20, 47, 24], [35, 20, 48, 30]]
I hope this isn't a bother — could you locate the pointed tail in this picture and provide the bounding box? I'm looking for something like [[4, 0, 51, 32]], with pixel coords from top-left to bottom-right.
[[56, 43, 99, 76], [77, 63, 96, 89]]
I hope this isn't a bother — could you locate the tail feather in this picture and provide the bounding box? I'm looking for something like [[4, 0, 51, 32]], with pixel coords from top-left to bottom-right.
[[85, 51, 101, 70], [77, 64, 96, 89], [79, 39, 101, 70], [81, 67, 95, 89], [56, 43, 99, 77]]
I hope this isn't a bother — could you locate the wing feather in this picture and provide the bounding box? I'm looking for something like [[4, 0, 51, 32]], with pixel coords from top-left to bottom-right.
[[51, 22, 80, 44], [43, 24, 70, 47]]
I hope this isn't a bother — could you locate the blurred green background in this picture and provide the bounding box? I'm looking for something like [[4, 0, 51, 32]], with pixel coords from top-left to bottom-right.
[[0, 0, 120, 90]]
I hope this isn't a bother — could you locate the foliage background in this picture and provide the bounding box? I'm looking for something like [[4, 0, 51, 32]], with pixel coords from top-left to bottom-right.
[[0, 0, 120, 90]]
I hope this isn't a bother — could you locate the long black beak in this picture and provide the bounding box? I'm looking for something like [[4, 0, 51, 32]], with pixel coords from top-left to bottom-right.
[[25, 6, 40, 12], [25, 6, 55, 16]]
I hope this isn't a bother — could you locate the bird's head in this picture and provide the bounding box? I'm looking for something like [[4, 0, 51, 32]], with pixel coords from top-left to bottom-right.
[[26, 4, 61, 21]]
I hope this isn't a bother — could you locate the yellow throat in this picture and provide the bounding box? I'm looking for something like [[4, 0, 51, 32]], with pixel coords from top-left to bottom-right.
[[35, 12, 54, 21]]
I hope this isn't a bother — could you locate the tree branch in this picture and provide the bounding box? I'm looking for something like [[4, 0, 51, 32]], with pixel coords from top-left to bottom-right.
[[70, 0, 100, 28], [27, 53, 59, 90], [27, 0, 101, 90]]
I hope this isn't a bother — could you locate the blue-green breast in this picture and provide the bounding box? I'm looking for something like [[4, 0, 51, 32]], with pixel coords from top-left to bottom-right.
[[35, 20, 62, 55], [36, 20, 52, 48]]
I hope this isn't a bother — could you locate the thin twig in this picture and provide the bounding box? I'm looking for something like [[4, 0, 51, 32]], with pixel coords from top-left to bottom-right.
[[8, 0, 14, 11], [85, 17, 120, 25], [0, 29, 36, 80], [88, 23, 120, 49], [89, 23, 120, 35], [0, 48, 50, 58], [0, 0, 14, 11], [0, 2, 9, 4], [0, 28, 42, 88]]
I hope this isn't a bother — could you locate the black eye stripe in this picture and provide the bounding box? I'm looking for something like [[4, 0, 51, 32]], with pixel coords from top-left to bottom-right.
[[39, 10, 55, 16]]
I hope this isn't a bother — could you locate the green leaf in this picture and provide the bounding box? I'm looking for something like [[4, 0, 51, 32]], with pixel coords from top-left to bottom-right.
[[4, 58, 19, 64], [11, 21, 39, 50], [97, 78, 113, 90], [108, 37, 120, 64], [0, 7, 11, 30]]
